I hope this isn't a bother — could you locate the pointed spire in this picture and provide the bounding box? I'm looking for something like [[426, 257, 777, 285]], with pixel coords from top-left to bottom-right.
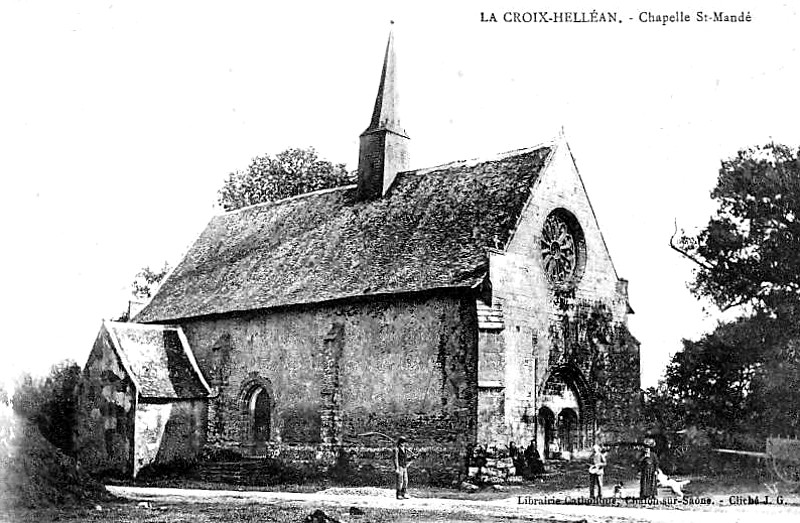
[[364, 22, 406, 137], [356, 23, 410, 201]]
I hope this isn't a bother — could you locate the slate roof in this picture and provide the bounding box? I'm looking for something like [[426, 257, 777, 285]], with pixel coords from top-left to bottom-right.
[[137, 146, 552, 323], [105, 322, 210, 399]]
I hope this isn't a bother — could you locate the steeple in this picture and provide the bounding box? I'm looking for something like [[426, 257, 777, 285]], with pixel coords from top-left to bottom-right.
[[356, 23, 410, 201], [366, 27, 405, 136]]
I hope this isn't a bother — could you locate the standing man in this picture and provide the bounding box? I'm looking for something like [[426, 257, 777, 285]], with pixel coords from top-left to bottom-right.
[[394, 436, 410, 500], [588, 444, 606, 499]]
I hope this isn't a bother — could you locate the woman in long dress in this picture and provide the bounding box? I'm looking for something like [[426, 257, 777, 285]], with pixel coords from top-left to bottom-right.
[[639, 446, 659, 498]]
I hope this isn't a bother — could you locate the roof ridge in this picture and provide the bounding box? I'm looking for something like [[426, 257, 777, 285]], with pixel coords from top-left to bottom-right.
[[215, 141, 554, 217], [217, 183, 357, 217], [409, 140, 556, 177]]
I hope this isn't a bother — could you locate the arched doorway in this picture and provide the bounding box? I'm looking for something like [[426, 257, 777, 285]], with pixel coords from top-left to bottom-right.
[[558, 408, 579, 454], [249, 387, 271, 443], [537, 407, 555, 459], [539, 365, 592, 457], [239, 377, 274, 454]]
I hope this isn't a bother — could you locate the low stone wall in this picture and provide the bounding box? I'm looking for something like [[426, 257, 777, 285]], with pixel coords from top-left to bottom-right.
[[334, 445, 465, 486], [466, 456, 517, 484], [197, 443, 466, 486]]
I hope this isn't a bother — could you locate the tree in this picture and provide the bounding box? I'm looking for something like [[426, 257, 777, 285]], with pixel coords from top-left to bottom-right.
[[676, 143, 800, 314], [131, 262, 171, 300], [115, 262, 170, 321], [217, 147, 354, 211], [664, 143, 800, 442], [12, 360, 82, 455], [662, 319, 765, 433], [651, 312, 800, 445]]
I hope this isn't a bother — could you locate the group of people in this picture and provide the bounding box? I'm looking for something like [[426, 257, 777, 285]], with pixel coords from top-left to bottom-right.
[[587, 440, 661, 499], [394, 435, 662, 500], [467, 440, 545, 478], [508, 440, 546, 477]]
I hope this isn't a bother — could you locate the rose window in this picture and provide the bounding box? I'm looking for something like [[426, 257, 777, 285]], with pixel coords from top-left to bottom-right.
[[540, 210, 585, 285]]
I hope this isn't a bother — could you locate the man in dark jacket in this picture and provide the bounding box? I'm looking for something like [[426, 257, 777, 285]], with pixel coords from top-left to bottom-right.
[[394, 437, 410, 499]]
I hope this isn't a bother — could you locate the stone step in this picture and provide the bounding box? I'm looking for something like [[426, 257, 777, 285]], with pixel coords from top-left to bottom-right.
[[196, 459, 268, 483]]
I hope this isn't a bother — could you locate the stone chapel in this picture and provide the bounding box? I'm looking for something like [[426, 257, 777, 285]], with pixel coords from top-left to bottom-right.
[[75, 29, 640, 481]]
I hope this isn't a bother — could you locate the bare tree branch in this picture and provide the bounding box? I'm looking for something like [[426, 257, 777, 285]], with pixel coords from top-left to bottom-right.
[[669, 219, 715, 270]]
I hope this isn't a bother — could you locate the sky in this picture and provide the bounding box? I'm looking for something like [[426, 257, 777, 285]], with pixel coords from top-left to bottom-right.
[[1, 1, 797, 389]]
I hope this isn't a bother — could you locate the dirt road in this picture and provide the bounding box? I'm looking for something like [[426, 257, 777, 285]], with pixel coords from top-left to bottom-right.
[[108, 485, 800, 523]]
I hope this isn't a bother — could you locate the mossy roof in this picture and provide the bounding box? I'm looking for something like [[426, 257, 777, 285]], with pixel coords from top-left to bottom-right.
[[137, 146, 552, 322], [105, 322, 210, 399]]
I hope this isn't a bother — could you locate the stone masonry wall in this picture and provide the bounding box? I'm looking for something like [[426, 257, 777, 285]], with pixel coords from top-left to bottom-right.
[[75, 326, 136, 476], [179, 291, 478, 460], [478, 330, 506, 442], [196, 443, 465, 486], [481, 139, 639, 451], [357, 130, 409, 200], [133, 399, 206, 477], [338, 294, 477, 448], [595, 325, 641, 442]]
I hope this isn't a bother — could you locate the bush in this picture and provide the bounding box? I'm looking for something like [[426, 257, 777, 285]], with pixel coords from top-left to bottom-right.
[[0, 406, 110, 510], [135, 456, 200, 482], [12, 360, 81, 456]]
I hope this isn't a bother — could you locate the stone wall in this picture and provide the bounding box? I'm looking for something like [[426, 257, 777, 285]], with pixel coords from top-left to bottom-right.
[[75, 326, 136, 476], [133, 399, 206, 477], [76, 325, 209, 478], [595, 325, 642, 442], [333, 445, 466, 486], [477, 385, 505, 443], [477, 139, 639, 451], [197, 443, 465, 486], [357, 129, 410, 200], [180, 291, 478, 460]]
